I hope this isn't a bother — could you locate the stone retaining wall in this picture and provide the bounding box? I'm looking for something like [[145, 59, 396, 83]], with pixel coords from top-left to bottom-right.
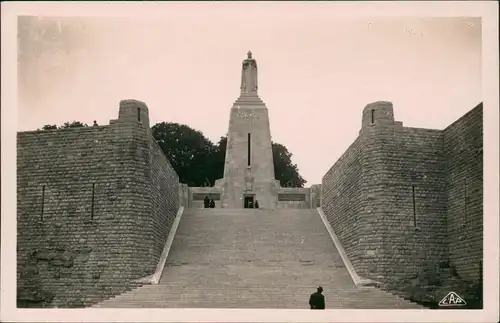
[[443, 105, 483, 283], [321, 102, 483, 306], [16, 100, 180, 308]]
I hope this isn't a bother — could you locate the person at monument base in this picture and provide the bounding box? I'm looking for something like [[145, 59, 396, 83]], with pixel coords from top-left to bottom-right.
[[309, 286, 325, 310], [254, 200, 259, 209], [203, 196, 210, 208], [209, 199, 215, 208]]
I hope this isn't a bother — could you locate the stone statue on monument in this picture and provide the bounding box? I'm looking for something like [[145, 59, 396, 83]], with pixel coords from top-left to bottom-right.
[[240, 50, 258, 94]]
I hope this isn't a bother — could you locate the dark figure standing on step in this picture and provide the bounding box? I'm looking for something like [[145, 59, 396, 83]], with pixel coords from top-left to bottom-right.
[[309, 286, 325, 310], [209, 199, 215, 208], [254, 200, 259, 209], [203, 196, 210, 208]]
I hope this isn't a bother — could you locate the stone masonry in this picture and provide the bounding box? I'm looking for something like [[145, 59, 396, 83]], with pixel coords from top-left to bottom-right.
[[94, 208, 423, 309], [322, 101, 483, 306], [16, 100, 180, 307], [443, 106, 483, 283]]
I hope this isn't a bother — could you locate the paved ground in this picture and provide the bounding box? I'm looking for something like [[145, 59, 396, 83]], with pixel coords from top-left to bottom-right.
[[94, 208, 423, 309]]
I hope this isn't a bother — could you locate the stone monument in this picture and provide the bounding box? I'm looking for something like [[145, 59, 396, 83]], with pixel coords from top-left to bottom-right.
[[215, 51, 279, 209]]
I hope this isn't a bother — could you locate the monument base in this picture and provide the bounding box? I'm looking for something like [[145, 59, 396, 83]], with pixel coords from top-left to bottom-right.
[[215, 178, 279, 209]]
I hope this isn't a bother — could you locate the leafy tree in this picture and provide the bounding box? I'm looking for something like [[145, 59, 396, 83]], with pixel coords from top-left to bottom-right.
[[40, 121, 88, 131], [151, 122, 217, 187], [41, 124, 58, 130], [271, 142, 306, 188], [60, 121, 87, 128], [211, 135, 228, 179]]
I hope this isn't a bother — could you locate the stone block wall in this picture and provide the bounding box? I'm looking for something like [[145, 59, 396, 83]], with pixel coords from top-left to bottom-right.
[[321, 101, 483, 305], [146, 132, 180, 272], [17, 100, 180, 308], [188, 187, 223, 208], [276, 201, 308, 209], [277, 187, 310, 209], [179, 183, 189, 208], [310, 184, 322, 208], [322, 137, 368, 276], [443, 104, 483, 283]]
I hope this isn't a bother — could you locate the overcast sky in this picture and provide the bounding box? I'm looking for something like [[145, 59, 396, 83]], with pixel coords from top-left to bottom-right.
[[17, 9, 482, 185]]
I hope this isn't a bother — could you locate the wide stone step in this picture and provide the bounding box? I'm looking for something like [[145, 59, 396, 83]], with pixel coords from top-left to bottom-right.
[[93, 284, 423, 309], [96, 290, 416, 299], [110, 286, 393, 293], [93, 288, 424, 309], [95, 298, 422, 309], [95, 303, 422, 309], [100, 294, 411, 303], [136, 289, 407, 296], [99, 302, 419, 307], [182, 211, 319, 217], [108, 295, 407, 301]]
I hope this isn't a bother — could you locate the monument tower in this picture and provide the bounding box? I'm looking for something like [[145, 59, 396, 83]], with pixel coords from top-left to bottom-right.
[[215, 51, 279, 209]]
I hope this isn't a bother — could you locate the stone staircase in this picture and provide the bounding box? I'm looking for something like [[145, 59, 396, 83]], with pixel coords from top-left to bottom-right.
[[93, 208, 424, 309]]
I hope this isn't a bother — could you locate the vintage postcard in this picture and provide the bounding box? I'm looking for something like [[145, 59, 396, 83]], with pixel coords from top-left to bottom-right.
[[1, 1, 498, 322]]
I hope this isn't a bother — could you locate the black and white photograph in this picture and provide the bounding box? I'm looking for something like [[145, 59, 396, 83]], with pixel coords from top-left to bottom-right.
[[1, 1, 498, 322]]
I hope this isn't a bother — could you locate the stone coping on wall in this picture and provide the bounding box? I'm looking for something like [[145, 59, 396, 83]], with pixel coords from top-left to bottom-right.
[[133, 206, 185, 285], [189, 187, 223, 197], [316, 207, 381, 288], [277, 187, 310, 191]]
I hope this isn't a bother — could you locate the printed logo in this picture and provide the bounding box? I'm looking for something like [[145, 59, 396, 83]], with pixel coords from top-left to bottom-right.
[[438, 292, 467, 307]]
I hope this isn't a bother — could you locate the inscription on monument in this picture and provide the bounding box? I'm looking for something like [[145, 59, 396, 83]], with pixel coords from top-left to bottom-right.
[[278, 193, 306, 202]]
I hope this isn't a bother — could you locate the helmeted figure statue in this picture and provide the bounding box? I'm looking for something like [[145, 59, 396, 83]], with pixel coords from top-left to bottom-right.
[[240, 51, 258, 94]]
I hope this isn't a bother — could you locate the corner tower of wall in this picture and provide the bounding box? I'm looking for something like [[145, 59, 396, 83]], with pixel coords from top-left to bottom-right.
[[360, 101, 403, 133], [322, 100, 482, 305], [114, 99, 151, 128], [360, 102, 447, 285], [324, 101, 447, 283], [119, 99, 180, 275]]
